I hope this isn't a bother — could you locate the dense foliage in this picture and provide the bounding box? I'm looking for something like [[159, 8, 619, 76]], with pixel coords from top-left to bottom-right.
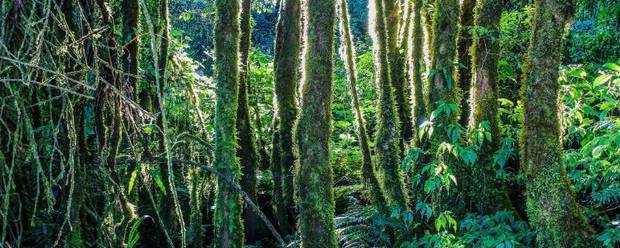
[[1, 0, 618, 247]]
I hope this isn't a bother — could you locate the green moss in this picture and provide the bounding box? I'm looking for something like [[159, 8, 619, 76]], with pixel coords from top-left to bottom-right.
[[411, 0, 426, 146], [273, 0, 302, 233], [520, 1, 599, 246], [370, 0, 409, 209], [236, 0, 263, 243], [385, 0, 413, 144], [293, 0, 338, 246], [337, 0, 386, 211], [213, 0, 244, 246]]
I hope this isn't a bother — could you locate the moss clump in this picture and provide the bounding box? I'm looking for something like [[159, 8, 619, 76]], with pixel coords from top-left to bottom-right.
[[520, 0, 599, 246], [213, 0, 244, 246]]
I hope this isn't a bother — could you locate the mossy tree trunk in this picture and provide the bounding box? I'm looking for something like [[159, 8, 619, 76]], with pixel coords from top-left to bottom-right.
[[410, 0, 426, 146], [337, 0, 387, 211], [213, 0, 243, 246], [428, 0, 460, 211], [273, 0, 302, 234], [468, 0, 505, 214], [236, 0, 264, 243], [520, 0, 599, 246], [370, 0, 409, 209], [456, 0, 475, 126], [385, 0, 414, 146], [293, 0, 337, 246]]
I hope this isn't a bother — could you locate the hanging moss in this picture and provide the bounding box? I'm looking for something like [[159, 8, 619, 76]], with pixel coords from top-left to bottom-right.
[[236, 0, 264, 243], [213, 0, 244, 246], [456, 0, 475, 126], [520, 1, 600, 246], [370, 0, 409, 209], [337, 0, 387, 211], [293, 0, 338, 246], [273, 0, 302, 233], [467, 0, 507, 214]]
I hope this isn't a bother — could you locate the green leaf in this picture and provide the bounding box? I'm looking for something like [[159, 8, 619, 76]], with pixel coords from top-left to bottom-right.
[[127, 165, 140, 194], [148, 165, 167, 195]]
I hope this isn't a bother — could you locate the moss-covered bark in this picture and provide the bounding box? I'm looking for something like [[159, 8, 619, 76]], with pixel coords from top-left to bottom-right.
[[293, 0, 337, 246], [273, 0, 302, 234], [213, 0, 243, 246], [385, 0, 414, 145], [468, 0, 505, 214], [456, 0, 475, 126], [370, 0, 408, 209], [411, 0, 426, 145], [337, 0, 387, 210], [236, 0, 263, 243], [428, 0, 460, 211], [520, 1, 599, 246]]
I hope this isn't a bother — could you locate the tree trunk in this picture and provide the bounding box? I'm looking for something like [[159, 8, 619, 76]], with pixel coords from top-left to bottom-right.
[[273, 0, 302, 234], [520, 1, 599, 246], [468, 0, 506, 214], [410, 0, 426, 146], [337, 0, 386, 210], [294, 0, 338, 246], [370, 0, 408, 209], [456, 0, 475, 126], [428, 0, 460, 212], [385, 0, 413, 146], [236, 0, 264, 243], [213, 0, 243, 246]]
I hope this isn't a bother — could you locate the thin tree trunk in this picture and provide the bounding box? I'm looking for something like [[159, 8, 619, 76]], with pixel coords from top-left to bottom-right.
[[273, 0, 302, 234], [385, 0, 413, 146], [521, 1, 599, 246], [213, 0, 243, 246], [410, 0, 426, 145], [456, 0, 475, 126], [337, 0, 387, 210], [236, 0, 264, 243], [370, 0, 409, 209]]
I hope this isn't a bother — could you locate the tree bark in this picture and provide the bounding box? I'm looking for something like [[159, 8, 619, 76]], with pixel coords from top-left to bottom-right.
[[294, 0, 338, 246], [273, 0, 302, 234], [520, 0, 599, 246], [213, 0, 243, 246], [370, 0, 409, 209], [456, 0, 475, 126]]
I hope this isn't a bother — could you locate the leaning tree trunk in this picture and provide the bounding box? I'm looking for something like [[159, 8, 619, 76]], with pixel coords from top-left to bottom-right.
[[293, 0, 337, 246], [370, 0, 408, 209], [520, 0, 599, 246], [213, 0, 243, 246], [337, 0, 386, 211], [467, 0, 507, 214], [273, 0, 302, 234], [236, 0, 264, 243], [456, 0, 475, 126]]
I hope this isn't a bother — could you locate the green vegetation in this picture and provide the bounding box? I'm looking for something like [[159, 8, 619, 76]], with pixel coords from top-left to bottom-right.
[[1, 0, 618, 247]]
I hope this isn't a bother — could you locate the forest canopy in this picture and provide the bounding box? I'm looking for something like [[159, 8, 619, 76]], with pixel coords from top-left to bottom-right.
[[1, 0, 619, 247]]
